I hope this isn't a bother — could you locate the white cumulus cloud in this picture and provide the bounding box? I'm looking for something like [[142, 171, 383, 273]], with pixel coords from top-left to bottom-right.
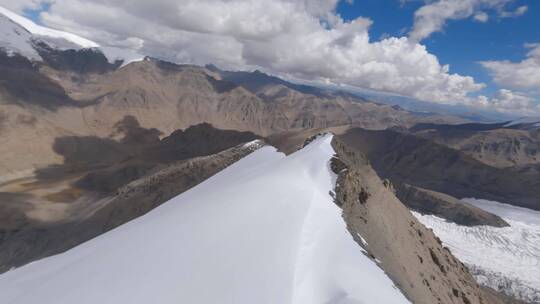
[[481, 43, 540, 90], [473, 11, 489, 22], [471, 89, 540, 116], [29, 0, 486, 106], [2, 0, 537, 115], [409, 0, 526, 42], [499, 4, 528, 18]]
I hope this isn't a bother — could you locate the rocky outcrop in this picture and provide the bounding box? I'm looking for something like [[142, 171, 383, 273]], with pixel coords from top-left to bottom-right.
[[395, 183, 509, 227], [331, 136, 504, 304]]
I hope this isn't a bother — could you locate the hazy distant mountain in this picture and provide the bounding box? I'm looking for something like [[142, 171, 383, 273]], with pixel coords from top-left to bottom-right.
[[409, 121, 540, 168]]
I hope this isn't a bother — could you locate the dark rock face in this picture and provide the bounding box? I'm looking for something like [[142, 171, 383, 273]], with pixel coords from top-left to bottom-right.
[[151, 122, 260, 163], [395, 183, 509, 227], [33, 42, 121, 74], [0, 50, 75, 110], [205, 75, 238, 93]]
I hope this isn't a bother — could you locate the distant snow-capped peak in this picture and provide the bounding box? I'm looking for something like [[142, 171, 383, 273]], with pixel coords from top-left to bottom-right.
[[0, 6, 98, 50], [0, 5, 142, 67]]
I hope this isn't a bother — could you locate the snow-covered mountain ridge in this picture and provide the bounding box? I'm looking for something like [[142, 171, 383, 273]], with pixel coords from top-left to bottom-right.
[[0, 135, 409, 304], [0, 6, 142, 66]]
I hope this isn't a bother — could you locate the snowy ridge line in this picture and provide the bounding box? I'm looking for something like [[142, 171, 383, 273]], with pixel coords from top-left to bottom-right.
[[290, 151, 336, 303], [0, 6, 98, 48], [0, 134, 409, 304]]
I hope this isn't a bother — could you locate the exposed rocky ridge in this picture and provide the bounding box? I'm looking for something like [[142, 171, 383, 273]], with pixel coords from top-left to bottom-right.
[[0, 140, 261, 273], [395, 183, 509, 227], [33, 42, 122, 74], [409, 123, 540, 168], [338, 128, 540, 211], [331, 136, 504, 304]]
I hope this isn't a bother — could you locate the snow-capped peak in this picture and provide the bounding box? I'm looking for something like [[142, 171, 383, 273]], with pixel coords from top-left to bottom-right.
[[0, 10, 40, 59], [0, 6, 98, 49], [0, 5, 143, 67]]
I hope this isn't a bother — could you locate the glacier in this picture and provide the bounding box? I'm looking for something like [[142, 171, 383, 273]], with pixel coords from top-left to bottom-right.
[[414, 198, 540, 303], [0, 135, 409, 304]]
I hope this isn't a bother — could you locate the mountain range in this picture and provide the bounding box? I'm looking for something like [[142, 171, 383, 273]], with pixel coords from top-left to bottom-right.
[[0, 6, 538, 304]]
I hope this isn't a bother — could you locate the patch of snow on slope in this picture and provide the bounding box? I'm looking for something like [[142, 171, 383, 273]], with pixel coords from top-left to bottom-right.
[[0, 12, 40, 59], [413, 198, 540, 303], [0, 135, 409, 304]]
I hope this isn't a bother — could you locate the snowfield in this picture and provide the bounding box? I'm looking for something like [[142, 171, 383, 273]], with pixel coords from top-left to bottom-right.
[[0, 135, 409, 304], [413, 198, 540, 303]]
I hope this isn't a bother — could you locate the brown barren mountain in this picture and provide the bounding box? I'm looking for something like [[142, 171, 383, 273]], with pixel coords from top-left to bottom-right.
[[410, 122, 540, 168], [338, 127, 540, 211], [0, 50, 466, 180]]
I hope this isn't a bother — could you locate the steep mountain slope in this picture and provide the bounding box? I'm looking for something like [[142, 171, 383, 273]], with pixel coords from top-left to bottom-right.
[[0, 136, 411, 304], [332, 136, 504, 304], [0, 122, 260, 272]]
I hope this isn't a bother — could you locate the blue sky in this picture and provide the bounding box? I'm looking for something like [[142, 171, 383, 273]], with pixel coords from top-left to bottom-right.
[[337, 0, 539, 97], [23, 2, 50, 24]]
